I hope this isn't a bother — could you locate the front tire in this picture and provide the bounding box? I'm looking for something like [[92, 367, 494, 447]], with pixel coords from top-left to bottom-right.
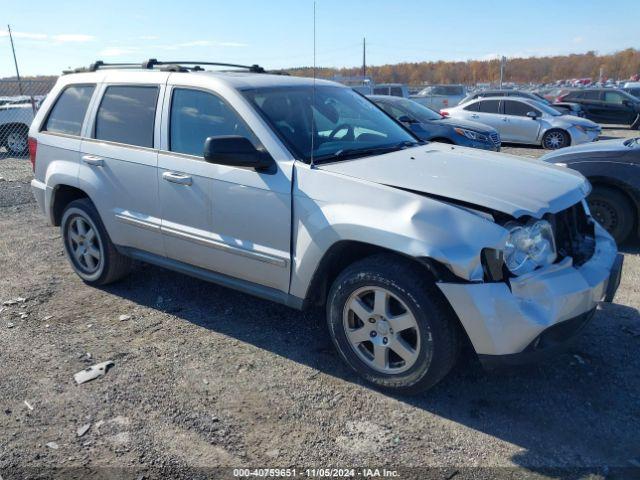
[[61, 198, 132, 285], [588, 186, 634, 244], [326, 254, 460, 394], [542, 129, 570, 150]]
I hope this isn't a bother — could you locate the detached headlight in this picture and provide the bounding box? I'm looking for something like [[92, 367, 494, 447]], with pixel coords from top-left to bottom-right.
[[504, 220, 557, 276], [454, 127, 488, 142]]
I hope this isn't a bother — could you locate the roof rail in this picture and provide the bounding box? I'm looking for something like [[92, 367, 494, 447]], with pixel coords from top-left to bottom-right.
[[63, 59, 267, 74]]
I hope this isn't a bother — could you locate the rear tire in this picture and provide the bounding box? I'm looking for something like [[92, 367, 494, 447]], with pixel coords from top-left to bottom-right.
[[61, 198, 132, 285], [542, 129, 570, 150], [588, 186, 634, 244], [326, 254, 460, 394]]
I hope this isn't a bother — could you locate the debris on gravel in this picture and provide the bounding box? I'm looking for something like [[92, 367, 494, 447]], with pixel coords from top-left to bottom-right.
[[73, 361, 115, 385], [76, 423, 91, 438]]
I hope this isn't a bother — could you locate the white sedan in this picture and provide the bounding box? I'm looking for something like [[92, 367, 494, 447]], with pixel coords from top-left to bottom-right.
[[441, 96, 601, 149]]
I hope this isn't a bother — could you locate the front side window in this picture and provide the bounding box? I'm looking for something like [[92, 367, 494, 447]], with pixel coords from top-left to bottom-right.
[[582, 91, 601, 101], [463, 102, 480, 112], [170, 88, 257, 156], [242, 85, 418, 163], [478, 100, 501, 114], [44, 85, 95, 136], [504, 100, 537, 117], [95, 85, 159, 147], [389, 87, 403, 97], [604, 91, 624, 104]]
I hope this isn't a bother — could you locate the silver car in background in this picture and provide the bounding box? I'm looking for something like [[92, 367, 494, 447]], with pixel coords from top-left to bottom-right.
[[442, 96, 601, 149], [411, 84, 466, 110]]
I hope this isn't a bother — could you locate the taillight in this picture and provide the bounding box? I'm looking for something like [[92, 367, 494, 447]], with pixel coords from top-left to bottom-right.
[[440, 110, 450, 117], [556, 94, 567, 102], [28, 137, 37, 171]]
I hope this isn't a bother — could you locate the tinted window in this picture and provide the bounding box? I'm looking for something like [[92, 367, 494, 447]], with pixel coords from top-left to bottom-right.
[[389, 87, 403, 97], [373, 87, 388, 95], [504, 100, 538, 117], [95, 86, 159, 147], [604, 91, 625, 104], [478, 100, 501, 114], [463, 102, 479, 112], [170, 88, 257, 157], [583, 90, 601, 100], [44, 85, 95, 135]]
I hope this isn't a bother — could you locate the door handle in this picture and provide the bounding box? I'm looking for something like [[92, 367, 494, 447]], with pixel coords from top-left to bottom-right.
[[162, 171, 192, 186], [82, 155, 104, 167]]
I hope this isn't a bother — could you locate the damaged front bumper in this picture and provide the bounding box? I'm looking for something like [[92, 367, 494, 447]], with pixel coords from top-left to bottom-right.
[[437, 223, 622, 364]]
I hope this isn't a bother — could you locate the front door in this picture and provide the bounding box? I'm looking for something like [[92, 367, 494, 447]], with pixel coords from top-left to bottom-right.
[[501, 100, 542, 144], [157, 85, 292, 292]]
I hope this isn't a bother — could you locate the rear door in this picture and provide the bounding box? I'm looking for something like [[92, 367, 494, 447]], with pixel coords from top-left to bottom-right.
[[472, 99, 504, 136], [502, 100, 542, 144], [80, 73, 167, 256]]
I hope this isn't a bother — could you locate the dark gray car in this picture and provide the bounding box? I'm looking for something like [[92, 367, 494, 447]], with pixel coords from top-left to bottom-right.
[[369, 95, 500, 151], [541, 137, 640, 243]]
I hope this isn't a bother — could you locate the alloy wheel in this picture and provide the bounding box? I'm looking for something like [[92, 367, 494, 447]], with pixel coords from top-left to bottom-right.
[[6, 131, 27, 154], [66, 215, 103, 274], [342, 286, 421, 374], [543, 131, 566, 149]]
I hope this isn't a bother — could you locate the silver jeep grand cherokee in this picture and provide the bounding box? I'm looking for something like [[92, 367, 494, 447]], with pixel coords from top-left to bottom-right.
[[29, 60, 623, 393]]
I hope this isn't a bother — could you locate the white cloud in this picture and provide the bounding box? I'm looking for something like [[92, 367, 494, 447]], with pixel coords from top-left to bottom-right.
[[139, 35, 159, 40], [573, 36, 584, 44], [177, 40, 213, 47], [99, 47, 140, 57], [52, 34, 95, 43]]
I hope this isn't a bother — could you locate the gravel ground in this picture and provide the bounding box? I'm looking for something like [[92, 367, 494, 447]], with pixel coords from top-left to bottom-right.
[[1, 129, 639, 480]]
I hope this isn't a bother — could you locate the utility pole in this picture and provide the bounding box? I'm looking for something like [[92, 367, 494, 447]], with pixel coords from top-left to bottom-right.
[[499, 56, 506, 89], [362, 37, 366, 81], [7, 25, 24, 95]]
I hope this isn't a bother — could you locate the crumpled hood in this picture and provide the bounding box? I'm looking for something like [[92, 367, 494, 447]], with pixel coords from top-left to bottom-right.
[[558, 115, 600, 129], [319, 144, 590, 218]]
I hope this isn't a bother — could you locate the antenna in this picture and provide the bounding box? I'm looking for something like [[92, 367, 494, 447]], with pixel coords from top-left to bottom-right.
[[310, 1, 317, 169], [7, 25, 24, 96], [362, 37, 366, 81]]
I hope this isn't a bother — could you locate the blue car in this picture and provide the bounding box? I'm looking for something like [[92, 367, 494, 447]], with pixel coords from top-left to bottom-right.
[[369, 95, 501, 151]]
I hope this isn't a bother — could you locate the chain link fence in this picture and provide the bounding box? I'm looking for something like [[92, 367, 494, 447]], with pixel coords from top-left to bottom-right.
[[0, 79, 56, 157]]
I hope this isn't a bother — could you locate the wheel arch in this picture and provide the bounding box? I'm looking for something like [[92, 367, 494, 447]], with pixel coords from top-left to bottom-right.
[[51, 184, 91, 226], [301, 240, 460, 309]]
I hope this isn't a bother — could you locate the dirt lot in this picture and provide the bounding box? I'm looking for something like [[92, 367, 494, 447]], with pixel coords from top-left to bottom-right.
[[1, 129, 639, 480]]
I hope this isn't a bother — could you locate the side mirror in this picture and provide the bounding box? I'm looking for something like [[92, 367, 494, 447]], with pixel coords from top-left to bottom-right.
[[398, 115, 416, 124], [526, 111, 539, 119], [204, 136, 273, 171]]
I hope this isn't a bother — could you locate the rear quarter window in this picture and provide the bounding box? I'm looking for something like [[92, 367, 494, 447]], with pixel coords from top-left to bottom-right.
[[43, 85, 95, 136], [95, 85, 159, 148]]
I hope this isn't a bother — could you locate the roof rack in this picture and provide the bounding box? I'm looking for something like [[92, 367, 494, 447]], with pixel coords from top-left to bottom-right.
[[64, 58, 267, 74]]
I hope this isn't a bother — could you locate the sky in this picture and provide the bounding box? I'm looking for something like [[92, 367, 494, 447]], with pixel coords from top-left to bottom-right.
[[1, 0, 639, 77]]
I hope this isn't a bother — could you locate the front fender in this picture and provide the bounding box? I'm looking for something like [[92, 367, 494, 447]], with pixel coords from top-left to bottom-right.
[[290, 164, 508, 299]]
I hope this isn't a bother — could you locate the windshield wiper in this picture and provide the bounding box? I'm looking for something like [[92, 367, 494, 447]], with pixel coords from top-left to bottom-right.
[[314, 140, 420, 164]]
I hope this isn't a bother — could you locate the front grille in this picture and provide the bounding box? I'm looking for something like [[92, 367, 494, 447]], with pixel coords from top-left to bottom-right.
[[490, 132, 500, 145], [548, 202, 595, 267]]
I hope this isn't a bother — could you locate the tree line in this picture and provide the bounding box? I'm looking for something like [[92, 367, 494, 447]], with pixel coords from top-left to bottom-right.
[[285, 48, 640, 85]]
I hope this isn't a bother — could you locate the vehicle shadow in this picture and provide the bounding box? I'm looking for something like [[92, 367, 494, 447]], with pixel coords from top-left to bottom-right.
[[103, 261, 640, 476]]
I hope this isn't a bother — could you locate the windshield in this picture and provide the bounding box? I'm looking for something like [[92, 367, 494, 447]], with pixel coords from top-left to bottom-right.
[[534, 101, 562, 116], [242, 85, 418, 163], [391, 98, 442, 122]]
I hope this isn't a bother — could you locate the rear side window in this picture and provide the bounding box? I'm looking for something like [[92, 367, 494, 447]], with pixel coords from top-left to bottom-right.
[[463, 102, 479, 112], [389, 87, 403, 97], [44, 85, 95, 136], [604, 91, 624, 104], [583, 91, 601, 101], [95, 86, 159, 147], [478, 100, 501, 113], [170, 88, 257, 157]]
